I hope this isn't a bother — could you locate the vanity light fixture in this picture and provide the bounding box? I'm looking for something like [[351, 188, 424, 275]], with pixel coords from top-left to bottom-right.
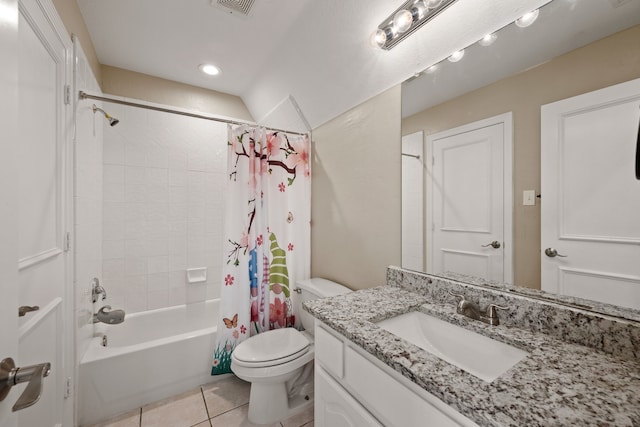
[[199, 63, 220, 76], [515, 9, 539, 28], [373, 0, 459, 50]]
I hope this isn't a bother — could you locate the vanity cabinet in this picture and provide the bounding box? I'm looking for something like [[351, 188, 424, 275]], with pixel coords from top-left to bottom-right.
[[314, 322, 479, 427]]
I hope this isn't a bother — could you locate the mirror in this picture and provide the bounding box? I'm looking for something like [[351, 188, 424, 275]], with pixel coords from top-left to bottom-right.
[[401, 0, 640, 314]]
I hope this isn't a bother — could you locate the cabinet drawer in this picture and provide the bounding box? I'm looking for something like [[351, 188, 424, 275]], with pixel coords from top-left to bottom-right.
[[315, 324, 344, 378], [344, 346, 474, 427]]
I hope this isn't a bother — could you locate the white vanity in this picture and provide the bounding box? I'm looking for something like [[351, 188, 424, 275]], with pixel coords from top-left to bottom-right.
[[306, 267, 640, 427], [314, 322, 478, 426]]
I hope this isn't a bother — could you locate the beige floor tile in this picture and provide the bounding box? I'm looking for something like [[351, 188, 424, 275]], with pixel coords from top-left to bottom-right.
[[141, 389, 209, 427], [202, 375, 251, 418], [209, 404, 281, 427], [301, 422, 313, 427], [86, 409, 140, 427], [192, 421, 212, 427], [281, 405, 314, 427]]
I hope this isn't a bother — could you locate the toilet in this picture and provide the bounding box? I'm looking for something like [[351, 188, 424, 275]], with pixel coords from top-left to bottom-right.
[[231, 278, 351, 424]]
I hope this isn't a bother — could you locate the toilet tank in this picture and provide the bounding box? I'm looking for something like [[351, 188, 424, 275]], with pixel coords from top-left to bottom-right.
[[295, 278, 351, 334]]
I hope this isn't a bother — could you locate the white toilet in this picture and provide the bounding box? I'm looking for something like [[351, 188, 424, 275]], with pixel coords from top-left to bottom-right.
[[231, 278, 351, 424]]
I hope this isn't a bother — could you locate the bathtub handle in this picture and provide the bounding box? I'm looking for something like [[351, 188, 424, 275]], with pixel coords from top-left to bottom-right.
[[0, 357, 51, 412]]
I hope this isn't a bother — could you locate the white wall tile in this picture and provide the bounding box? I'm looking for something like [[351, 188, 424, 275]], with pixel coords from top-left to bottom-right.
[[102, 103, 226, 313]]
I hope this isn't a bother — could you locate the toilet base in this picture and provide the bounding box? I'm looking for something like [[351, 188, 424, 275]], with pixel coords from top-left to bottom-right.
[[245, 362, 314, 425]]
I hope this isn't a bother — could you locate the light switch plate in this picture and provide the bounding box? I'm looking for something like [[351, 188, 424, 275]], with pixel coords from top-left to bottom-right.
[[523, 190, 536, 206]]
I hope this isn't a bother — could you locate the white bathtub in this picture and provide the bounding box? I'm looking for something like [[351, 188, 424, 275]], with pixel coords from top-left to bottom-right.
[[78, 299, 226, 426]]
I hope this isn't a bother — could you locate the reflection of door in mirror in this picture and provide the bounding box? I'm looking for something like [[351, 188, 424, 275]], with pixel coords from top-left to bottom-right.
[[401, 131, 424, 271], [426, 113, 513, 283], [541, 78, 640, 310]]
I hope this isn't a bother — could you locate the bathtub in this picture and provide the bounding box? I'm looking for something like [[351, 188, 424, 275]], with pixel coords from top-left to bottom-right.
[[78, 299, 227, 426]]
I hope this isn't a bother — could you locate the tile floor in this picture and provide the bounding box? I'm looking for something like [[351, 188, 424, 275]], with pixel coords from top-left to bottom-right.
[[87, 375, 314, 427]]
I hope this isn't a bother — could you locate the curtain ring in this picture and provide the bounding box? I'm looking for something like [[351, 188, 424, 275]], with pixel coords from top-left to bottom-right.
[[287, 212, 294, 223]]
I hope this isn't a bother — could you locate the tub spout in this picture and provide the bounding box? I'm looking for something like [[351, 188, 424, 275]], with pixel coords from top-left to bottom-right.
[[93, 305, 125, 324]]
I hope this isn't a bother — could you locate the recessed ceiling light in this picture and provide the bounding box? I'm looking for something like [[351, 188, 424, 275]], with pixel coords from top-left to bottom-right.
[[448, 49, 465, 62], [478, 33, 497, 47], [199, 64, 220, 76], [515, 9, 539, 28]]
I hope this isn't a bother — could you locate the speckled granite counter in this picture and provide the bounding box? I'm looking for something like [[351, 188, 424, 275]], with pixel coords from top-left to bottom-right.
[[304, 269, 640, 427]]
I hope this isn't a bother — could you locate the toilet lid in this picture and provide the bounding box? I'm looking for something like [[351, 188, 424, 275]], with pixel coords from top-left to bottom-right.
[[233, 328, 310, 367]]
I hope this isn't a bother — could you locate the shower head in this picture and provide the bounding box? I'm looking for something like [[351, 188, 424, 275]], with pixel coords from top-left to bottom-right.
[[92, 104, 119, 126]]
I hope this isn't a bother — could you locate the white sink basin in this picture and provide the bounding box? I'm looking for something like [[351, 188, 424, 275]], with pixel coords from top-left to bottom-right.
[[376, 311, 528, 382]]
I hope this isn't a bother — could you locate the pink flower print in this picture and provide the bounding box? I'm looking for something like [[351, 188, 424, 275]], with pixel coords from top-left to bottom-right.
[[240, 231, 249, 248], [212, 358, 220, 367], [224, 274, 234, 286], [233, 329, 239, 339], [225, 343, 232, 352], [287, 137, 310, 177], [240, 325, 247, 335], [266, 133, 280, 156], [288, 243, 294, 251], [224, 274, 235, 286], [278, 182, 286, 192], [269, 298, 288, 328], [257, 234, 263, 246]]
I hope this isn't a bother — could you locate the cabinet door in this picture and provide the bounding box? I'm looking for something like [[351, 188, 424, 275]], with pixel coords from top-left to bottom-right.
[[315, 365, 382, 427]]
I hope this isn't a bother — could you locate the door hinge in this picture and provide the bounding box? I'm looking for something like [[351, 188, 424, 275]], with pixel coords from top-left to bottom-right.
[[64, 231, 71, 251], [64, 85, 71, 105], [64, 377, 72, 398]]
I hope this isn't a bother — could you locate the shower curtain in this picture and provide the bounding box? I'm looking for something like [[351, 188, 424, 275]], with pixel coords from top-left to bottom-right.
[[212, 124, 311, 375]]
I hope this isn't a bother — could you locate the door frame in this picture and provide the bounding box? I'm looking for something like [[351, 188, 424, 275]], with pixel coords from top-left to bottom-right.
[[426, 112, 513, 283]]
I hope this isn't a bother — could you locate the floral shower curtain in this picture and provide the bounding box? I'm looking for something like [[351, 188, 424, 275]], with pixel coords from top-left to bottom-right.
[[212, 124, 311, 375]]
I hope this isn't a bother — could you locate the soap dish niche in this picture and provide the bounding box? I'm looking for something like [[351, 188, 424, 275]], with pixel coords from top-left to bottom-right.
[[186, 267, 208, 284]]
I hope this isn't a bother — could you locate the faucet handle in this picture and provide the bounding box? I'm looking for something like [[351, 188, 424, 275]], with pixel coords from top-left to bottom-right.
[[485, 304, 508, 320], [447, 290, 465, 300]]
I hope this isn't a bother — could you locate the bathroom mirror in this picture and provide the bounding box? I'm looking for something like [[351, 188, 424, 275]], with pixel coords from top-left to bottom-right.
[[400, 0, 640, 316]]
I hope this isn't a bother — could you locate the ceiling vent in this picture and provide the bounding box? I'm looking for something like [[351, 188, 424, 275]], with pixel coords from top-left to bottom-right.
[[211, 0, 255, 17]]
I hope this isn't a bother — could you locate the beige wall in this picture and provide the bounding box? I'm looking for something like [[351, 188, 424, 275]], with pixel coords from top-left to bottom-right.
[[311, 86, 402, 290], [52, 0, 101, 83], [402, 25, 640, 289], [101, 65, 254, 121]]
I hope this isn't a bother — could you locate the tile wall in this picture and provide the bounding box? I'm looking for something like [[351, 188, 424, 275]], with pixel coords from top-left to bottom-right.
[[102, 101, 227, 313]]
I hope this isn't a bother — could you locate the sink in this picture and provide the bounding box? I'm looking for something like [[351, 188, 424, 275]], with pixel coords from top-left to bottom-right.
[[376, 311, 528, 382]]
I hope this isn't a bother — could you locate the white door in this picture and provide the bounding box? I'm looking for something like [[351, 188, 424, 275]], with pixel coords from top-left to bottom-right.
[[0, 1, 20, 426], [541, 78, 640, 309], [427, 113, 513, 282], [0, 0, 72, 425], [402, 131, 424, 271]]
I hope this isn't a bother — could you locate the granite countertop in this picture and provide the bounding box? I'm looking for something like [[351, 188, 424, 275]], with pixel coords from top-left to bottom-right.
[[304, 286, 640, 427]]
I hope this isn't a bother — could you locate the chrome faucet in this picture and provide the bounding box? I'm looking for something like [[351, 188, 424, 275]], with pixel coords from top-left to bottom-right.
[[93, 305, 125, 324], [91, 278, 107, 303], [448, 291, 507, 326]]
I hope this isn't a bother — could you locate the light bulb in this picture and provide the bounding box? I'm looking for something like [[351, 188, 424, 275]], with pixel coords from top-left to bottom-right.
[[393, 9, 413, 34], [410, 1, 427, 21], [478, 33, 497, 47], [371, 28, 387, 48], [199, 64, 220, 76], [425, 0, 443, 8], [448, 49, 465, 62], [515, 9, 539, 28]]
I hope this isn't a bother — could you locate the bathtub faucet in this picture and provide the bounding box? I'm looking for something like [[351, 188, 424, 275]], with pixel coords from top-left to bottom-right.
[[91, 278, 107, 303], [93, 305, 125, 324]]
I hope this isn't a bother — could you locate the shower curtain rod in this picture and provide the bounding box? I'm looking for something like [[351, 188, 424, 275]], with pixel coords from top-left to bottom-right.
[[78, 91, 308, 136]]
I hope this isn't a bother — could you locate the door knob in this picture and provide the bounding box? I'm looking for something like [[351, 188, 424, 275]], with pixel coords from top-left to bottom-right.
[[482, 240, 501, 249], [544, 247, 568, 258], [0, 357, 51, 412]]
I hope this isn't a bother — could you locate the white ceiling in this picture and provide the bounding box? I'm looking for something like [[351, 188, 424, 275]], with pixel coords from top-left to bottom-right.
[[77, 0, 556, 130]]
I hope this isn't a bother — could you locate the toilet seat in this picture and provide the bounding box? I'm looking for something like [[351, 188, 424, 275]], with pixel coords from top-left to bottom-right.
[[232, 328, 310, 368]]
